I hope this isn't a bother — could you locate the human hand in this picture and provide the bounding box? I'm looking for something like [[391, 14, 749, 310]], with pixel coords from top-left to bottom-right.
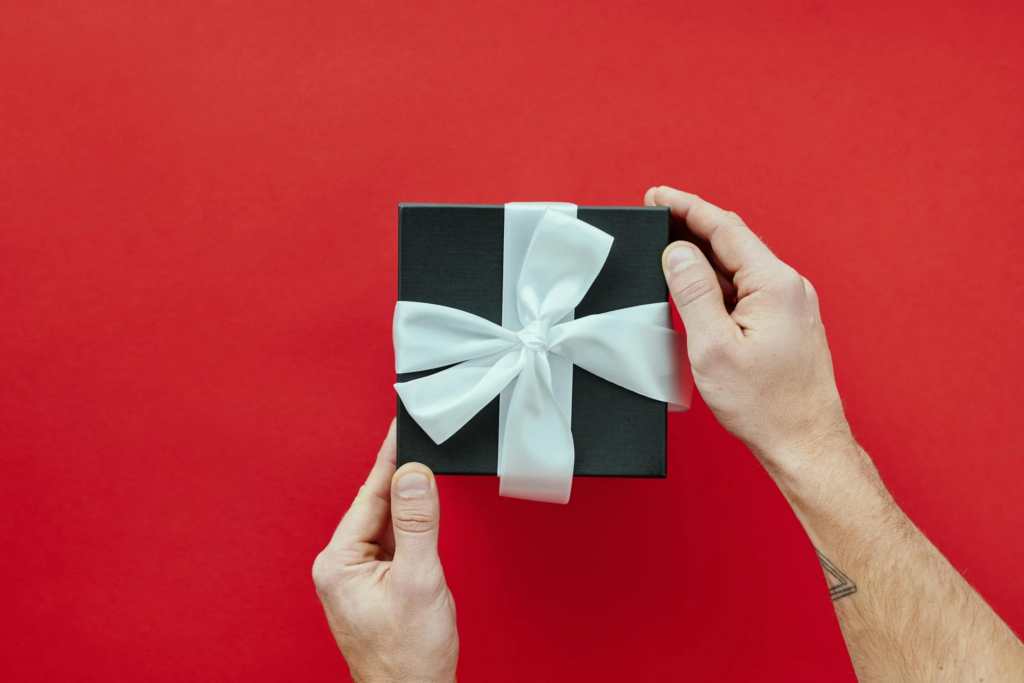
[[646, 186, 854, 480], [312, 420, 458, 683]]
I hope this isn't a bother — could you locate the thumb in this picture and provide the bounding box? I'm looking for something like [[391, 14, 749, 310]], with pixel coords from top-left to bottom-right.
[[662, 242, 736, 342], [389, 463, 442, 580]]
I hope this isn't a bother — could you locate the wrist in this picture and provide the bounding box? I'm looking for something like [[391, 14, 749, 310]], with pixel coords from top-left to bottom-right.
[[351, 664, 456, 683], [759, 432, 902, 548], [750, 422, 858, 488], [354, 673, 456, 683]]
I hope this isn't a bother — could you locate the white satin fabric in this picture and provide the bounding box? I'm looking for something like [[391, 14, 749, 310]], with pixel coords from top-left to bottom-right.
[[394, 205, 690, 504], [498, 203, 578, 492]]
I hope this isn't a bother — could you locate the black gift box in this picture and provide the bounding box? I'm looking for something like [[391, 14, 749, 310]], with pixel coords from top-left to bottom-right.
[[396, 204, 672, 477]]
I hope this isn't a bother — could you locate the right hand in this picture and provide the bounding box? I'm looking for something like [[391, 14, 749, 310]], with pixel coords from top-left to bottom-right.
[[646, 186, 854, 478]]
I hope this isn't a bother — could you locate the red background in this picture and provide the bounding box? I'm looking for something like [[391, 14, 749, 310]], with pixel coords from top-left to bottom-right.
[[2, 1, 1023, 680]]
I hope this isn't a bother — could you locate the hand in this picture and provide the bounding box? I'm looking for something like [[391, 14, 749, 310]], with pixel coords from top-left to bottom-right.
[[645, 187, 1024, 681], [312, 420, 458, 683], [646, 186, 854, 480]]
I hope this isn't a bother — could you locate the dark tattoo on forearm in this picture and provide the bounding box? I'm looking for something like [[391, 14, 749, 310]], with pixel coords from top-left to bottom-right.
[[816, 548, 857, 601]]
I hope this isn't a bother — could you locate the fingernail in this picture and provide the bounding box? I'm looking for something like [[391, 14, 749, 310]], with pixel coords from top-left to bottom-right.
[[397, 472, 430, 498], [666, 246, 697, 272]]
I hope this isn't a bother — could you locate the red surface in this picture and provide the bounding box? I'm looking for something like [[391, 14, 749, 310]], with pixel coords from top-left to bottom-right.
[[2, 1, 1023, 680]]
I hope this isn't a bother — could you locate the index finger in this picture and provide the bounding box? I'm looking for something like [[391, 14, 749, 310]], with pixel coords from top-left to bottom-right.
[[646, 186, 778, 275], [325, 419, 397, 563]]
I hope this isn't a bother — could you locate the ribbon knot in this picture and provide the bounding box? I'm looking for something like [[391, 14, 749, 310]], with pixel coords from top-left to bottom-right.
[[394, 206, 691, 504], [517, 320, 549, 352]]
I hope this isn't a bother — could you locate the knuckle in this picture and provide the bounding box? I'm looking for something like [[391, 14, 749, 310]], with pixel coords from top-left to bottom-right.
[[773, 267, 806, 294], [393, 505, 438, 533], [311, 551, 337, 592], [721, 210, 746, 227], [670, 275, 717, 309]]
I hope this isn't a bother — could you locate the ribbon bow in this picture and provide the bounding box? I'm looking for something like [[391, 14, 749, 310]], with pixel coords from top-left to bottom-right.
[[394, 208, 689, 503]]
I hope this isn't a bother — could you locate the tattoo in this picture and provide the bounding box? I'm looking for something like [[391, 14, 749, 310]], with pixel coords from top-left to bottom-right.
[[816, 548, 857, 601]]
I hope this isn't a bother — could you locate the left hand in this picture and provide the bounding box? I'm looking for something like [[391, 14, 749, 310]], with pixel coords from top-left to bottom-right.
[[312, 420, 458, 683]]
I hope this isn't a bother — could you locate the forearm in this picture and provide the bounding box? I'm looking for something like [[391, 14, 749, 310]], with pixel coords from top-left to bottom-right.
[[767, 435, 1024, 682]]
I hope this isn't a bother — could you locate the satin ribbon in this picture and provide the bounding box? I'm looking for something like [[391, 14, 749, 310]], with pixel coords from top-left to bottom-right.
[[394, 204, 690, 504]]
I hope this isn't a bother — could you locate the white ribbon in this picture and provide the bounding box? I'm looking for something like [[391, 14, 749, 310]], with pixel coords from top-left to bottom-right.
[[394, 204, 690, 504]]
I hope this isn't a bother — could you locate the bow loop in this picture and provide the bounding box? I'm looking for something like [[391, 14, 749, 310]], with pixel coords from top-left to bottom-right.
[[394, 301, 519, 373], [516, 209, 613, 328]]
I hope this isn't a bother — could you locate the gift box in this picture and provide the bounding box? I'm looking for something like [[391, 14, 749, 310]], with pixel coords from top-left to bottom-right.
[[395, 203, 683, 497]]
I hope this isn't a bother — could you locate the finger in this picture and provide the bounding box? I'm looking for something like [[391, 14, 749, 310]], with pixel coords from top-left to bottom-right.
[[644, 186, 658, 206], [662, 242, 738, 343], [650, 186, 778, 275], [325, 419, 397, 562], [389, 462, 442, 581], [646, 188, 738, 306]]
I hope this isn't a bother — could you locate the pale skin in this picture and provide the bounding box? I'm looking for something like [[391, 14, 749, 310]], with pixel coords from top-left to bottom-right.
[[313, 186, 1024, 682]]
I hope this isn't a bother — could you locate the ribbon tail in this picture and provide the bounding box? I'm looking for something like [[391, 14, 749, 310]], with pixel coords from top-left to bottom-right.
[[600, 302, 672, 328], [547, 304, 693, 411], [396, 348, 526, 444], [598, 303, 691, 411], [499, 351, 575, 504]]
